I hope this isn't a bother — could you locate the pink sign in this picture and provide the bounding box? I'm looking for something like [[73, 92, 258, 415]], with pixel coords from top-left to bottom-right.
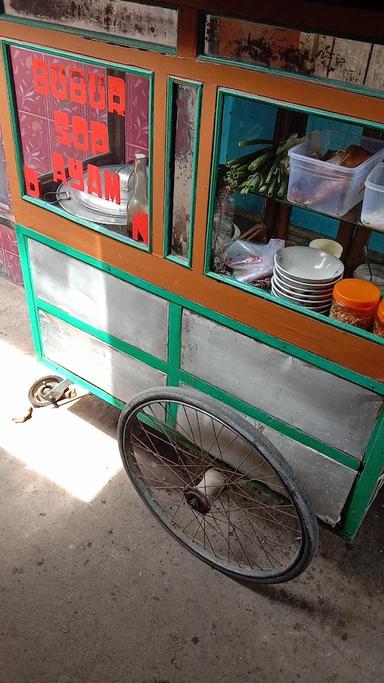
[[24, 56, 126, 204]]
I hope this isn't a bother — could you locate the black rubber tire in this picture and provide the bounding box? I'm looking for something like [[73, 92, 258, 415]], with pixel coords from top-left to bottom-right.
[[28, 375, 66, 408], [118, 386, 319, 584]]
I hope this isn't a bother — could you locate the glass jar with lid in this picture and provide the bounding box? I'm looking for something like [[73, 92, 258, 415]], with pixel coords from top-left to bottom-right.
[[373, 299, 384, 337], [329, 279, 381, 330]]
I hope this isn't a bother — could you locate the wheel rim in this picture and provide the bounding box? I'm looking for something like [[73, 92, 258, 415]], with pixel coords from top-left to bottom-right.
[[120, 398, 308, 581], [34, 379, 59, 405]]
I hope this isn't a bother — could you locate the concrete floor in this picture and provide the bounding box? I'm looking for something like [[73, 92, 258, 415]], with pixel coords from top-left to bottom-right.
[[0, 277, 383, 683]]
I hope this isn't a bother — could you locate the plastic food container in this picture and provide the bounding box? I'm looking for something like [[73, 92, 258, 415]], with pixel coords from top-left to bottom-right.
[[353, 263, 384, 294], [361, 163, 384, 231], [373, 300, 384, 337], [287, 131, 384, 217], [330, 278, 381, 329]]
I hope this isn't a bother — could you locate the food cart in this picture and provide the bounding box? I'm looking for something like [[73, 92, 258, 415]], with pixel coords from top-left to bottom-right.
[[1, 0, 384, 583]]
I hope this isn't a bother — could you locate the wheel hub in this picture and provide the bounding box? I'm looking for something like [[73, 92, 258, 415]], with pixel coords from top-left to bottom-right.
[[185, 488, 211, 514], [184, 468, 226, 515]]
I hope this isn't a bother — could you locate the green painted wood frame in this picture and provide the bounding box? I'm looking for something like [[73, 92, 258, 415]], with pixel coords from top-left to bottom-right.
[[1, 39, 154, 253], [16, 223, 384, 542], [0, 2, 178, 55], [204, 86, 384, 351], [198, 12, 384, 103], [163, 76, 202, 268]]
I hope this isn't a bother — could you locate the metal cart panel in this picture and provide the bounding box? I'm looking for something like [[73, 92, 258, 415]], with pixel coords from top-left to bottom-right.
[[181, 310, 382, 460], [39, 311, 167, 402], [29, 240, 169, 361]]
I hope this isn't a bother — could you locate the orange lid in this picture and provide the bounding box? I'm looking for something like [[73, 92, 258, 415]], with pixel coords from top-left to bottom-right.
[[333, 279, 381, 310], [376, 299, 384, 323]]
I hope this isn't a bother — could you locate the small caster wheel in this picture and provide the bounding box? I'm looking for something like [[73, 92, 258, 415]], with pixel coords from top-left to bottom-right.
[[28, 375, 76, 408]]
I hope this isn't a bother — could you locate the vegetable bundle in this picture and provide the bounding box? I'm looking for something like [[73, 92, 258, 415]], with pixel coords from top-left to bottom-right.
[[225, 134, 304, 199]]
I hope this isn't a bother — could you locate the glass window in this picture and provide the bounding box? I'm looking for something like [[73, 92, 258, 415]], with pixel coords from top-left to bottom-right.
[[203, 15, 384, 95], [3, 1, 178, 51], [8, 46, 151, 246], [208, 90, 384, 332], [165, 79, 201, 264]]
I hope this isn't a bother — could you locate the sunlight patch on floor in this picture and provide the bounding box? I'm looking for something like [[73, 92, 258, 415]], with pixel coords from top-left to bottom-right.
[[0, 337, 123, 502]]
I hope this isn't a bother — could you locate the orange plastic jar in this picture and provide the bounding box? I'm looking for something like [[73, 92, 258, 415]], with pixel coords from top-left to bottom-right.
[[373, 300, 384, 337], [329, 279, 381, 330]]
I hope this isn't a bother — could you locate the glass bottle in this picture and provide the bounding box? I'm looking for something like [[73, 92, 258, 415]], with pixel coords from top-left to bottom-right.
[[127, 153, 148, 244], [212, 188, 235, 272]]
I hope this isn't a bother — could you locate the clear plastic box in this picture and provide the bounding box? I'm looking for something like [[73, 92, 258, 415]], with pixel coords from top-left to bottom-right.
[[361, 163, 384, 232], [287, 131, 384, 217]]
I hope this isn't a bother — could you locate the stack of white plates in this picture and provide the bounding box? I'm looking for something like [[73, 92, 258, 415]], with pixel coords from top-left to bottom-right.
[[272, 246, 344, 313]]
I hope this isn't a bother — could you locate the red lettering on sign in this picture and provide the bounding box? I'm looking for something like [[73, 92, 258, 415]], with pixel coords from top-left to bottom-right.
[[31, 58, 130, 122], [104, 171, 121, 204], [108, 76, 125, 116], [69, 67, 87, 105], [89, 73, 106, 111], [52, 152, 67, 183], [24, 166, 40, 198], [32, 58, 49, 95], [53, 110, 71, 147], [87, 164, 102, 197], [73, 116, 88, 152], [51, 63, 68, 101], [132, 212, 149, 245], [68, 157, 84, 191], [90, 121, 109, 155]]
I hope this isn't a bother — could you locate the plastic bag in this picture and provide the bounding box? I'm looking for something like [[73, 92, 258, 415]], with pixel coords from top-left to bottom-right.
[[224, 239, 285, 283]]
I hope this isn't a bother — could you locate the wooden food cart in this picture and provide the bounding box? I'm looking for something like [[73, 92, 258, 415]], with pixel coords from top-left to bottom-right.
[[1, 0, 384, 583]]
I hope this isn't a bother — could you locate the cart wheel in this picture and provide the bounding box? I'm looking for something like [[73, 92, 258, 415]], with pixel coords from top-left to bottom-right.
[[27, 375, 75, 408], [118, 387, 319, 584]]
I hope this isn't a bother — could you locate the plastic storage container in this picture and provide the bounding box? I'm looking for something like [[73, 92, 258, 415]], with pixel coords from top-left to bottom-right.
[[329, 278, 381, 330], [287, 131, 384, 217], [361, 163, 384, 231], [373, 300, 384, 337], [353, 263, 384, 295]]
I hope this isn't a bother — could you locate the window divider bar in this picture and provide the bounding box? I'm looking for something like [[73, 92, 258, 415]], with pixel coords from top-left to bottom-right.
[[151, 70, 168, 257]]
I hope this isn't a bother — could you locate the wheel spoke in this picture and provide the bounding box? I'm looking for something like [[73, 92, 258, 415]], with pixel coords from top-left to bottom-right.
[[222, 495, 296, 558], [217, 498, 253, 569], [145, 405, 196, 487]]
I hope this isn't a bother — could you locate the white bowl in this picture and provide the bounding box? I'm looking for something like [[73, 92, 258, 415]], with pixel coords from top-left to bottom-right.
[[272, 287, 332, 307], [272, 280, 332, 304], [272, 290, 331, 312], [309, 238, 343, 259], [274, 246, 344, 283], [271, 288, 331, 312], [273, 264, 341, 290], [272, 277, 333, 302], [273, 273, 333, 301]]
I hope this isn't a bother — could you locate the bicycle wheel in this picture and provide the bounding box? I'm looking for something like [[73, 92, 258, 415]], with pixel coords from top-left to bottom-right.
[[118, 387, 318, 583]]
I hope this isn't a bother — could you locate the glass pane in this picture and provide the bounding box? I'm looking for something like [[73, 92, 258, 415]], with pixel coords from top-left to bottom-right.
[[167, 81, 200, 262], [3, 1, 178, 50], [9, 46, 151, 245], [204, 15, 384, 94], [209, 91, 384, 331]]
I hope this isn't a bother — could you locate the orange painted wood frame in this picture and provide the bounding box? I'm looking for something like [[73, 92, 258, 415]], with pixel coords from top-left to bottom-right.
[[1, 9, 384, 383]]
